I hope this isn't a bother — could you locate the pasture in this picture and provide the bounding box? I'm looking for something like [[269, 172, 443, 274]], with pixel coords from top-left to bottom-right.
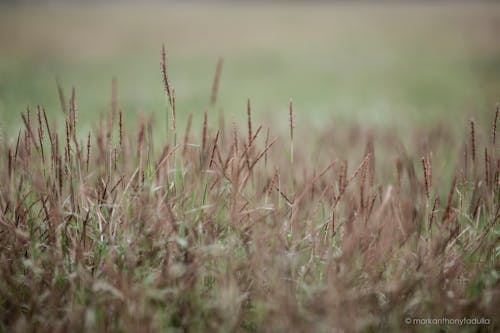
[[0, 2, 499, 332]]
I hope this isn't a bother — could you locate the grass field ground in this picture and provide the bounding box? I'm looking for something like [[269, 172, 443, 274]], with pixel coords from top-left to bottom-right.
[[1, 2, 500, 132], [0, 2, 499, 333]]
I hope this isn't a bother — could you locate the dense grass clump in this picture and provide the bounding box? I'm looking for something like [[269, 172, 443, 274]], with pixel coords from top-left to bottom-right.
[[0, 51, 499, 333]]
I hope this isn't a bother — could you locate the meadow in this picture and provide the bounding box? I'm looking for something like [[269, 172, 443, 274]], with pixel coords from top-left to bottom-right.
[[0, 2, 499, 333], [1, 3, 500, 130]]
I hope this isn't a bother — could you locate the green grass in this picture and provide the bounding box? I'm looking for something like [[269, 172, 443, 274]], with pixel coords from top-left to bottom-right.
[[1, 3, 500, 133]]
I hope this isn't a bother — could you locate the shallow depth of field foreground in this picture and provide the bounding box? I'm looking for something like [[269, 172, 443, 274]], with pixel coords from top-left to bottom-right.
[[0, 45, 499, 332]]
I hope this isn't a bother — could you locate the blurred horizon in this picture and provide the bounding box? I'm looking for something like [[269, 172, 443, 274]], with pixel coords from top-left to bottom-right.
[[1, 1, 499, 136]]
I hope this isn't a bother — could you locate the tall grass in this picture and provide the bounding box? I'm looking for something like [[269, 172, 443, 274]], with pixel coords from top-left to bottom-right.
[[0, 49, 498, 333]]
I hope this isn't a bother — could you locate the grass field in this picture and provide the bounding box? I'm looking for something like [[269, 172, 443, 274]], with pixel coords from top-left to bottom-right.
[[1, 3, 500, 131], [0, 2, 499, 333]]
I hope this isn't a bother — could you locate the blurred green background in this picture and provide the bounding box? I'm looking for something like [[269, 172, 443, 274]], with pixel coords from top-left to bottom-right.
[[1, 2, 499, 135]]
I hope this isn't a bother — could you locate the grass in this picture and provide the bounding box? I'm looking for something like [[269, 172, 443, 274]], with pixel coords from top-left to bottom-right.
[[1, 3, 500, 131], [1, 3, 500, 332], [0, 43, 499, 332]]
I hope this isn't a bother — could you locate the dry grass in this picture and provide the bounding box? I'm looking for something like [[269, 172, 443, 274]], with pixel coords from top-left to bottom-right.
[[0, 49, 499, 333]]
